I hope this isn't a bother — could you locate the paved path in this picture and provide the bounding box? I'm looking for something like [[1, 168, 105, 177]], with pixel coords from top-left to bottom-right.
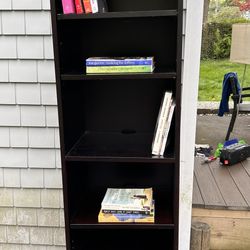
[[196, 114, 250, 150]]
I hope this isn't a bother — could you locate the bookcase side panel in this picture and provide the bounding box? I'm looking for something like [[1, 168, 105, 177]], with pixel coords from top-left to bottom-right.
[[50, 1, 72, 249]]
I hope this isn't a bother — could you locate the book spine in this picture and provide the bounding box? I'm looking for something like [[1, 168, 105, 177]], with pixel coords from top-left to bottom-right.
[[62, 0, 76, 14], [102, 209, 151, 215], [83, 0, 92, 13], [97, 0, 108, 13], [98, 213, 154, 223], [90, 0, 99, 13], [86, 65, 153, 73], [86, 60, 153, 66], [75, 0, 84, 13], [159, 101, 176, 156], [152, 92, 172, 155], [102, 203, 151, 210]]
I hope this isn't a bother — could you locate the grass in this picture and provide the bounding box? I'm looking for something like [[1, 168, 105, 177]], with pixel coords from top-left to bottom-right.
[[199, 59, 250, 101]]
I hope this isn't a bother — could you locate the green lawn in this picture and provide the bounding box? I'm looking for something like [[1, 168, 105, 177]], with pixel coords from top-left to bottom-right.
[[199, 59, 250, 101]]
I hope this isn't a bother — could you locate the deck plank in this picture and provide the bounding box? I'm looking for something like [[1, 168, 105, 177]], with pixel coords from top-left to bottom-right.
[[242, 159, 250, 177], [194, 158, 226, 209], [192, 174, 204, 208], [228, 161, 250, 207], [209, 160, 248, 210]]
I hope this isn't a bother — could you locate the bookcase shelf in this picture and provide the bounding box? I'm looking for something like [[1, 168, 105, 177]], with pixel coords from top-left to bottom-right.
[[57, 10, 178, 20], [70, 213, 174, 230], [65, 131, 175, 163], [66, 160, 175, 232], [65, 155, 176, 164], [51, 0, 183, 248], [71, 223, 174, 230], [70, 198, 174, 229], [61, 71, 177, 81]]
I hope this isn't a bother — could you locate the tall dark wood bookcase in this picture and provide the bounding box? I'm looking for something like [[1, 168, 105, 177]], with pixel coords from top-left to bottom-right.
[[51, 0, 183, 249]]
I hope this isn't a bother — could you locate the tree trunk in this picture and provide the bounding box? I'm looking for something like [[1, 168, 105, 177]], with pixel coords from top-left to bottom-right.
[[203, 0, 210, 24]]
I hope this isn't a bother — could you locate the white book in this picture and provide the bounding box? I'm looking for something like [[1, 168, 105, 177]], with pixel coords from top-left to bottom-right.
[[152, 91, 172, 155], [159, 101, 176, 156], [90, 0, 98, 13]]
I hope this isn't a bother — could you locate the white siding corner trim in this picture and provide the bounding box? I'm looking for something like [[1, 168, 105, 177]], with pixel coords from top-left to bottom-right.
[[179, 0, 204, 250]]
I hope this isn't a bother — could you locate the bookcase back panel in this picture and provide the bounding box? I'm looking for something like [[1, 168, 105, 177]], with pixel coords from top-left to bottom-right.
[[59, 82, 86, 152], [60, 79, 176, 154], [107, 0, 177, 11], [67, 162, 174, 224], [54, 0, 63, 14], [69, 162, 174, 189], [58, 17, 177, 74], [62, 79, 175, 132], [71, 229, 173, 250]]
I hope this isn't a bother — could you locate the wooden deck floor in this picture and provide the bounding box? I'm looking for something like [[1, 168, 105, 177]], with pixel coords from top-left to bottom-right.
[[192, 157, 250, 250], [193, 157, 250, 210]]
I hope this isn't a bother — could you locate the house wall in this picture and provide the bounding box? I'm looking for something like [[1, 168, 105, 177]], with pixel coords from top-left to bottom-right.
[[0, 0, 204, 249], [0, 1, 65, 249]]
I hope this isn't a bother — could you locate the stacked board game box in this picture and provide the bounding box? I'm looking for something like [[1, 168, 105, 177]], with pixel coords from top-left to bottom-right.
[[86, 57, 154, 74], [98, 188, 155, 223]]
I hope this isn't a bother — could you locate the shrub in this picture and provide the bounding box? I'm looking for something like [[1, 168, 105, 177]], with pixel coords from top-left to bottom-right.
[[201, 5, 250, 59], [201, 22, 232, 59], [208, 6, 242, 23], [213, 27, 231, 58], [201, 19, 249, 59]]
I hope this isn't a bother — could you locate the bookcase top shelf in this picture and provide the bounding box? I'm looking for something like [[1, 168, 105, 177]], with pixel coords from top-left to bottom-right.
[[57, 10, 178, 20], [61, 72, 177, 81]]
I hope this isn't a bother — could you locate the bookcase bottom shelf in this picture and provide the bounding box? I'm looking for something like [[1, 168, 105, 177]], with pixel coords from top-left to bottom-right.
[[70, 211, 174, 229], [70, 205, 174, 229], [70, 228, 174, 250], [67, 161, 175, 230], [66, 131, 174, 161], [69, 185, 174, 229]]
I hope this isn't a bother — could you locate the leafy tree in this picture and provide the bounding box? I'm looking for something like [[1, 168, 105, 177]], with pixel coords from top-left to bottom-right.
[[208, 6, 242, 22], [234, 0, 250, 11], [203, 0, 211, 24], [223, 0, 237, 6]]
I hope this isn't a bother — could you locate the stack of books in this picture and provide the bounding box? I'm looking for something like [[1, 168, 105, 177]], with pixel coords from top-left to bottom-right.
[[86, 57, 155, 74], [98, 188, 155, 223], [152, 91, 176, 156], [61, 0, 108, 14]]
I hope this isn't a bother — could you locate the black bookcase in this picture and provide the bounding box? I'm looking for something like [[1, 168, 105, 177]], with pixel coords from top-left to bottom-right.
[[50, 0, 183, 249]]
